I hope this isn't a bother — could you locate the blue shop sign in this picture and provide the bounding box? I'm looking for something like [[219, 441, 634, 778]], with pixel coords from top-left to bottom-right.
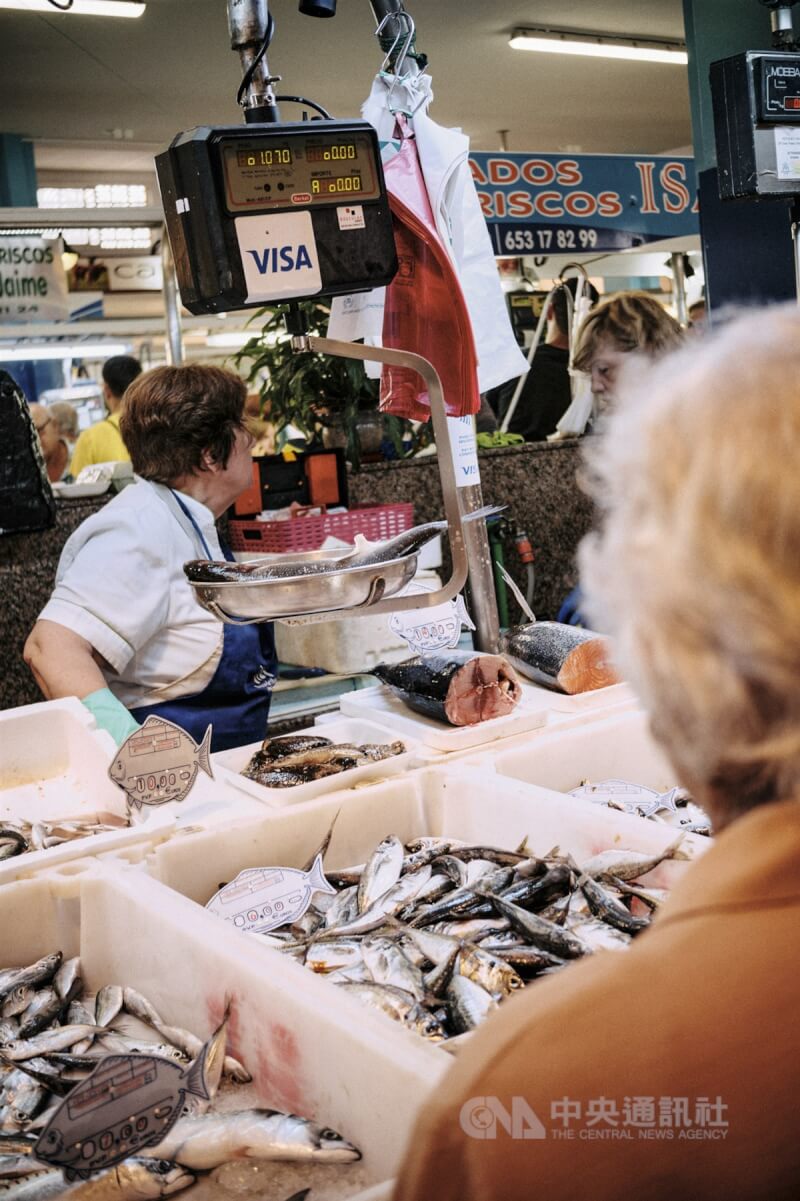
[[469, 153, 699, 255]]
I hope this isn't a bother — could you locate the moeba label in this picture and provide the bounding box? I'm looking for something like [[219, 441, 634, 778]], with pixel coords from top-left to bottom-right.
[[235, 211, 322, 302]]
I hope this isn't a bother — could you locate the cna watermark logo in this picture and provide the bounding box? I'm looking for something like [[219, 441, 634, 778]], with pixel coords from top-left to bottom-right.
[[459, 1096, 729, 1141], [460, 1097, 546, 1140]]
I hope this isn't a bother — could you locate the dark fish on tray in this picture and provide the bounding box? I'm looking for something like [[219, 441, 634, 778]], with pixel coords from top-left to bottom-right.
[[183, 505, 504, 584], [242, 734, 405, 788], [501, 621, 618, 695], [373, 650, 522, 726]]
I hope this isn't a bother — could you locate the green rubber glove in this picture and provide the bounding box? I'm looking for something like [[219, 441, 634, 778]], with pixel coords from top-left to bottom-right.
[[81, 687, 140, 746]]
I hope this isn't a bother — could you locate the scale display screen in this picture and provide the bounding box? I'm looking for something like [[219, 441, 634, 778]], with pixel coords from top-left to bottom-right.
[[222, 131, 381, 212]]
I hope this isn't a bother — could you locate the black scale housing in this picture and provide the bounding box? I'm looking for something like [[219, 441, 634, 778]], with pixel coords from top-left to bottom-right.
[[156, 120, 398, 315], [711, 50, 800, 199]]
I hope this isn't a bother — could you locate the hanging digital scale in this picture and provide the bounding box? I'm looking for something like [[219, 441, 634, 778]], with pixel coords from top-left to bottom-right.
[[156, 119, 398, 315]]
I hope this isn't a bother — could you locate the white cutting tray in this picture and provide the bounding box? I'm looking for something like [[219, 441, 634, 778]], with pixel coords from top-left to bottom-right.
[[212, 717, 421, 807], [518, 678, 636, 714], [51, 480, 111, 498], [339, 684, 549, 751]]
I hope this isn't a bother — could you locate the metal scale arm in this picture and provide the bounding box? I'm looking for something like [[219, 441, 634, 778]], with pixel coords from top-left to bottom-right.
[[203, 335, 472, 627]]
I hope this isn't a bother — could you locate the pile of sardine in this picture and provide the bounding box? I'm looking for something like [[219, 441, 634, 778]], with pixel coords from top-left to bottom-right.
[[242, 734, 405, 789], [0, 953, 360, 1197], [259, 832, 689, 1043], [0, 814, 129, 862]]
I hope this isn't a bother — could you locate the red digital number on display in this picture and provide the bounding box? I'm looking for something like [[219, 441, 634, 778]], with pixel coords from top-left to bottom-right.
[[786, 98, 800, 110]]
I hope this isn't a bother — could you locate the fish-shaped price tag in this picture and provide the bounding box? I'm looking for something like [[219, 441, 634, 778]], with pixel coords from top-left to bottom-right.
[[206, 853, 335, 935], [33, 1016, 228, 1181], [570, 778, 676, 818], [390, 593, 475, 655], [109, 716, 213, 812]]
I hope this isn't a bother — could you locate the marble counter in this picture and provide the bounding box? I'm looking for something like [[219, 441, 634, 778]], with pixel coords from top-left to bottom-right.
[[349, 438, 593, 626], [0, 495, 110, 710], [1, 439, 593, 711]]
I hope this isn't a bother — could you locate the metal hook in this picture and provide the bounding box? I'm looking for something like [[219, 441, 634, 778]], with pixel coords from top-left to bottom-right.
[[376, 10, 415, 79]]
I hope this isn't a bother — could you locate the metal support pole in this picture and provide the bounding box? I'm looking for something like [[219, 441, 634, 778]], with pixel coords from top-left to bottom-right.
[[459, 471, 501, 652], [670, 252, 689, 327], [161, 227, 183, 366], [228, 0, 280, 122]]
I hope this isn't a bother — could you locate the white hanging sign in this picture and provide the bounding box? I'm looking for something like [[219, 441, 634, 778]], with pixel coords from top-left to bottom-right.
[[0, 236, 69, 321], [447, 416, 480, 487]]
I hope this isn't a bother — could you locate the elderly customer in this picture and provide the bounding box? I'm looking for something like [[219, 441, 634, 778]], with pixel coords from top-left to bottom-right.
[[393, 305, 800, 1200], [25, 365, 276, 751], [29, 402, 71, 482]]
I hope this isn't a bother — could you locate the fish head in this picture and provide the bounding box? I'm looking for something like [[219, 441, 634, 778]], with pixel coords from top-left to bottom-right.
[[120, 1157, 195, 1196], [311, 1122, 362, 1162]]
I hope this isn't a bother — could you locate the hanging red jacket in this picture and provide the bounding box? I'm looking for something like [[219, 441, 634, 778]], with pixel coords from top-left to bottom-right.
[[380, 124, 480, 421]]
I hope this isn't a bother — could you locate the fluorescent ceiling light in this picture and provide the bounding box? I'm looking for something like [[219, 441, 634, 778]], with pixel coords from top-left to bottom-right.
[[510, 28, 688, 66], [0, 342, 129, 361], [0, 1, 145, 17]]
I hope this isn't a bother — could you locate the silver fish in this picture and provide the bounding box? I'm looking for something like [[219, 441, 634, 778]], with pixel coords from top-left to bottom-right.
[[447, 975, 498, 1033], [361, 938, 426, 1001], [0, 959, 62, 1007], [53, 960, 80, 1004], [94, 986, 123, 1028], [18, 992, 64, 1042], [147, 1109, 361, 1169], [0, 1158, 194, 1198], [120, 991, 249, 1083], [455, 945, 524, 998], [1, 993, 34, 1022], [329, 866, 433, 936], [1, 1026, 102, 1061], [581, 834, 688, 882], [357, 835, 404, 914]]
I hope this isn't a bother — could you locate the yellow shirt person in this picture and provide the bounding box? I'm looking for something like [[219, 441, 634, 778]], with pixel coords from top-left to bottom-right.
[[70, 355, 141, 478]]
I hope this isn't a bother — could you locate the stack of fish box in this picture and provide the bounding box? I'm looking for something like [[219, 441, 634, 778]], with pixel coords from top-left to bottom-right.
[[485, 707, 680, 798], [126, 763, 711, 1157], [0, 696, 271, 887], [1, 864, 448, 1192]]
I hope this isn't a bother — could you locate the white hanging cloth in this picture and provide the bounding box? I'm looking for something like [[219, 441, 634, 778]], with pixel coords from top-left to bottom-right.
[[329, 72, 528, 393]]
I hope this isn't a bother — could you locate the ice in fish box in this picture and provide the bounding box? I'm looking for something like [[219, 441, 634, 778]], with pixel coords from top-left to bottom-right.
[[33, 1022, 225, 1180], [206, 853, 335, 934], [108, 716, 213, 810]]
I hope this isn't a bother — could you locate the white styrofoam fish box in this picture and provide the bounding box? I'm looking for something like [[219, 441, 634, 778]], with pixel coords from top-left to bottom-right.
[[212, 718, 422, 808], [137, 767, 710, 1118], [489, 708, 680, 797], [0, 868, 445, 1188], [339, 684, 549, 752], [0, 697, 272, 886]]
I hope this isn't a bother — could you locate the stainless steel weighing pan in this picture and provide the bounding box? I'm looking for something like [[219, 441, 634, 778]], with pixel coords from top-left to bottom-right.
[[190, 552, 419, 623]]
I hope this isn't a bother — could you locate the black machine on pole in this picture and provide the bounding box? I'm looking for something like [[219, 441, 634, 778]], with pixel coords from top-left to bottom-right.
[[710, 0, 800, 300]]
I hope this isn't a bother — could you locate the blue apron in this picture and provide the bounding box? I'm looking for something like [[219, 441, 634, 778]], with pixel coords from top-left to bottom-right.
[[129, 491, 277, 753]]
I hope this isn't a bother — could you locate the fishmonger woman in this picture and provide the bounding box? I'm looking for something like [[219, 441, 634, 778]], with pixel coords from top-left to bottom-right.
[[24, 365, 276, 751]]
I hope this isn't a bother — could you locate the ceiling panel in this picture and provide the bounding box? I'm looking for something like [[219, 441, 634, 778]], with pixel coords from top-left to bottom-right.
[[0, 0, 691, 171]]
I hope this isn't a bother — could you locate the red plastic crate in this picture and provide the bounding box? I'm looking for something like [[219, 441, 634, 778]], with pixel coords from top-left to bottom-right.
[[228, 503, 415, 554]]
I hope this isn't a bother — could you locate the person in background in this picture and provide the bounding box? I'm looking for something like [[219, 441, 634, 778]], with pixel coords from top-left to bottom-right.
[[393, 306, 800, 1201], [70, 354, 141, 478], [572, 290, 683, 419], [689, 297, 707, 330], [49, 401, 80, 449], [24, 365, 276, 752], [30, 402, 70, 483], [500, 277, 600, 442]]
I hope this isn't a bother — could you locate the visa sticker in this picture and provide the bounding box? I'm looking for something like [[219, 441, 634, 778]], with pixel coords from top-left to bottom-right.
[[235, 211, 322, 301]]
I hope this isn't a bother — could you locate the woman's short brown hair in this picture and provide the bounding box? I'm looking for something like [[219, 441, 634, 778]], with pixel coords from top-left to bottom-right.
[[573, 291, 683, 373], [120, 365, 247, 484]]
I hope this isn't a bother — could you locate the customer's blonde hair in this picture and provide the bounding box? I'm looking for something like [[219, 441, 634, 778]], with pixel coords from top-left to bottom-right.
[[573, 290, 683, 373], [579, 305, 800, 818]]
